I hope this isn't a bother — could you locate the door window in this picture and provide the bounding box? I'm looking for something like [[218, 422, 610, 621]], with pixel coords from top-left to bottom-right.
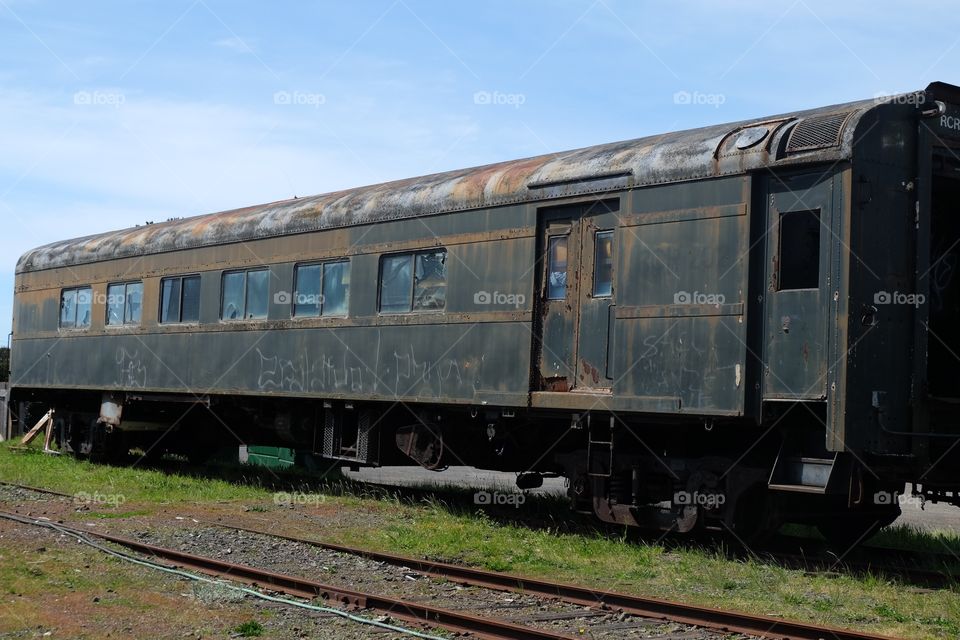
[[593, 230, 614, 297], [547, 236, 568, 300], [778, 209, 821, 290]]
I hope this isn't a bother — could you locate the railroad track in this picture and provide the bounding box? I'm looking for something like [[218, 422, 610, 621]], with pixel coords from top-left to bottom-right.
[[4, 478, 956, 587], [200, 518, 920, 640], [0, 480, 910, 640], [0, 507, 905, 640]]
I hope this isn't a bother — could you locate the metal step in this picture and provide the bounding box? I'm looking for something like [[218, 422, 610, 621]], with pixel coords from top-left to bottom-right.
[[768, 451, 842, 494]]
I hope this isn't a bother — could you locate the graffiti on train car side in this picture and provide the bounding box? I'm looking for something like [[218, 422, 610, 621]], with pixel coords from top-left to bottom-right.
[[115, 348, 148, 389], [255, 335, 485, 397]]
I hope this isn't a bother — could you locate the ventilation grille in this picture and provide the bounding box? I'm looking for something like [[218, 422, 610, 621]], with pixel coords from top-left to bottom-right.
[[786, 112, 852, 153]]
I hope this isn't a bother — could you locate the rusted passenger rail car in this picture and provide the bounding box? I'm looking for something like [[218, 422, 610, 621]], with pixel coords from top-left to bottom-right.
[[11, 82, 960, 544]]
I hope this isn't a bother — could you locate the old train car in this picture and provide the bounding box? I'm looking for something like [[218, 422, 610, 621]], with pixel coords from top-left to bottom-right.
[[10, 82, 960, 544]]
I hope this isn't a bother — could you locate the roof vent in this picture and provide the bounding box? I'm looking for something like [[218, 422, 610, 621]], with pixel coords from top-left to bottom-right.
[[785, 111, 852, 153]]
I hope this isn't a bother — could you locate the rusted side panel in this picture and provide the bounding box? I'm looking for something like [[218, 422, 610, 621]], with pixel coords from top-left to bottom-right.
[[612, 176, 751, 414], [11, 323, 532, 406]]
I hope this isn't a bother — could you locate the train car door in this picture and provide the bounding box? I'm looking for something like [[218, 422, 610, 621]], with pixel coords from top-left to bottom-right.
[[535, 199, 619, 393], [762, 172, 835, 399]]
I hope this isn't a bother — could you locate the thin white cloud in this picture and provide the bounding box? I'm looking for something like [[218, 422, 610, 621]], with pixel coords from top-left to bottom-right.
[[214, 36, 255, 53]]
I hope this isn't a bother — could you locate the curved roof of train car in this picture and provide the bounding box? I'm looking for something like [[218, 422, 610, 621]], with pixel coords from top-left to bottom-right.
[[15, 92, 909, 274]]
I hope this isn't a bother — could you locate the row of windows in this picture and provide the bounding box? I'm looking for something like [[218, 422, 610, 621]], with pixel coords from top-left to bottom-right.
[[58, 250, 449, 329], [56, 215, 818, 330], [59, 283, 146, 328]]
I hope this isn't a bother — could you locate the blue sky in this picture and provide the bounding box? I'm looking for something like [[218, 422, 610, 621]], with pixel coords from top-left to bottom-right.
[[0, 0, 957, 339]]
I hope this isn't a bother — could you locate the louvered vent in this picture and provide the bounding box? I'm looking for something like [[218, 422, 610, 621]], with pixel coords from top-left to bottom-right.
[[785, 112, 852, 153]]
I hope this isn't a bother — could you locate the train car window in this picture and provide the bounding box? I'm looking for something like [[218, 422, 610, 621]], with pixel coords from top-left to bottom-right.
[[380, 254, 413, 313], [106, 284, 125, 325], [413, 250, 446, 311], [161, 275, 201, 324], [125, 283, 143, 324], [106, 282, 143, 326], [547, 236, 568, 300], [295, 261, 351, 318], [60, 287, 92, 329], [181, 276, 201, 322], [161, 278, 181, 323], [222, 269, 270, 321], [222, 271, 246, 320], [778, 209, 821, 290], [246, 270, 270, 319], [322, 261, 350, 316], [380, 250, 446, 313], [593, 231, 614, 297], [294, 264, 323, 317], [60, 289, 77, 327]]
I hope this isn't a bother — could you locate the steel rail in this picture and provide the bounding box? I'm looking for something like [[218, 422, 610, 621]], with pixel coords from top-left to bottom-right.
[[0, 480, 74, 498]]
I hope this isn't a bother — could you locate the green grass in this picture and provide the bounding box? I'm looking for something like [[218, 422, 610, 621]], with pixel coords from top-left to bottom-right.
[[782, 522, 960, 558], [870, 524, 960, 556], [2, 442, 960, 639], [233, 620, 264, 637], [0, 444, 305, 503]]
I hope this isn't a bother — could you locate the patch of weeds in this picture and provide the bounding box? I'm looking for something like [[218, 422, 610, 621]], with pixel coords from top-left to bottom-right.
[[874, 603, 909, 623], [233, 620, 264, 637]]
